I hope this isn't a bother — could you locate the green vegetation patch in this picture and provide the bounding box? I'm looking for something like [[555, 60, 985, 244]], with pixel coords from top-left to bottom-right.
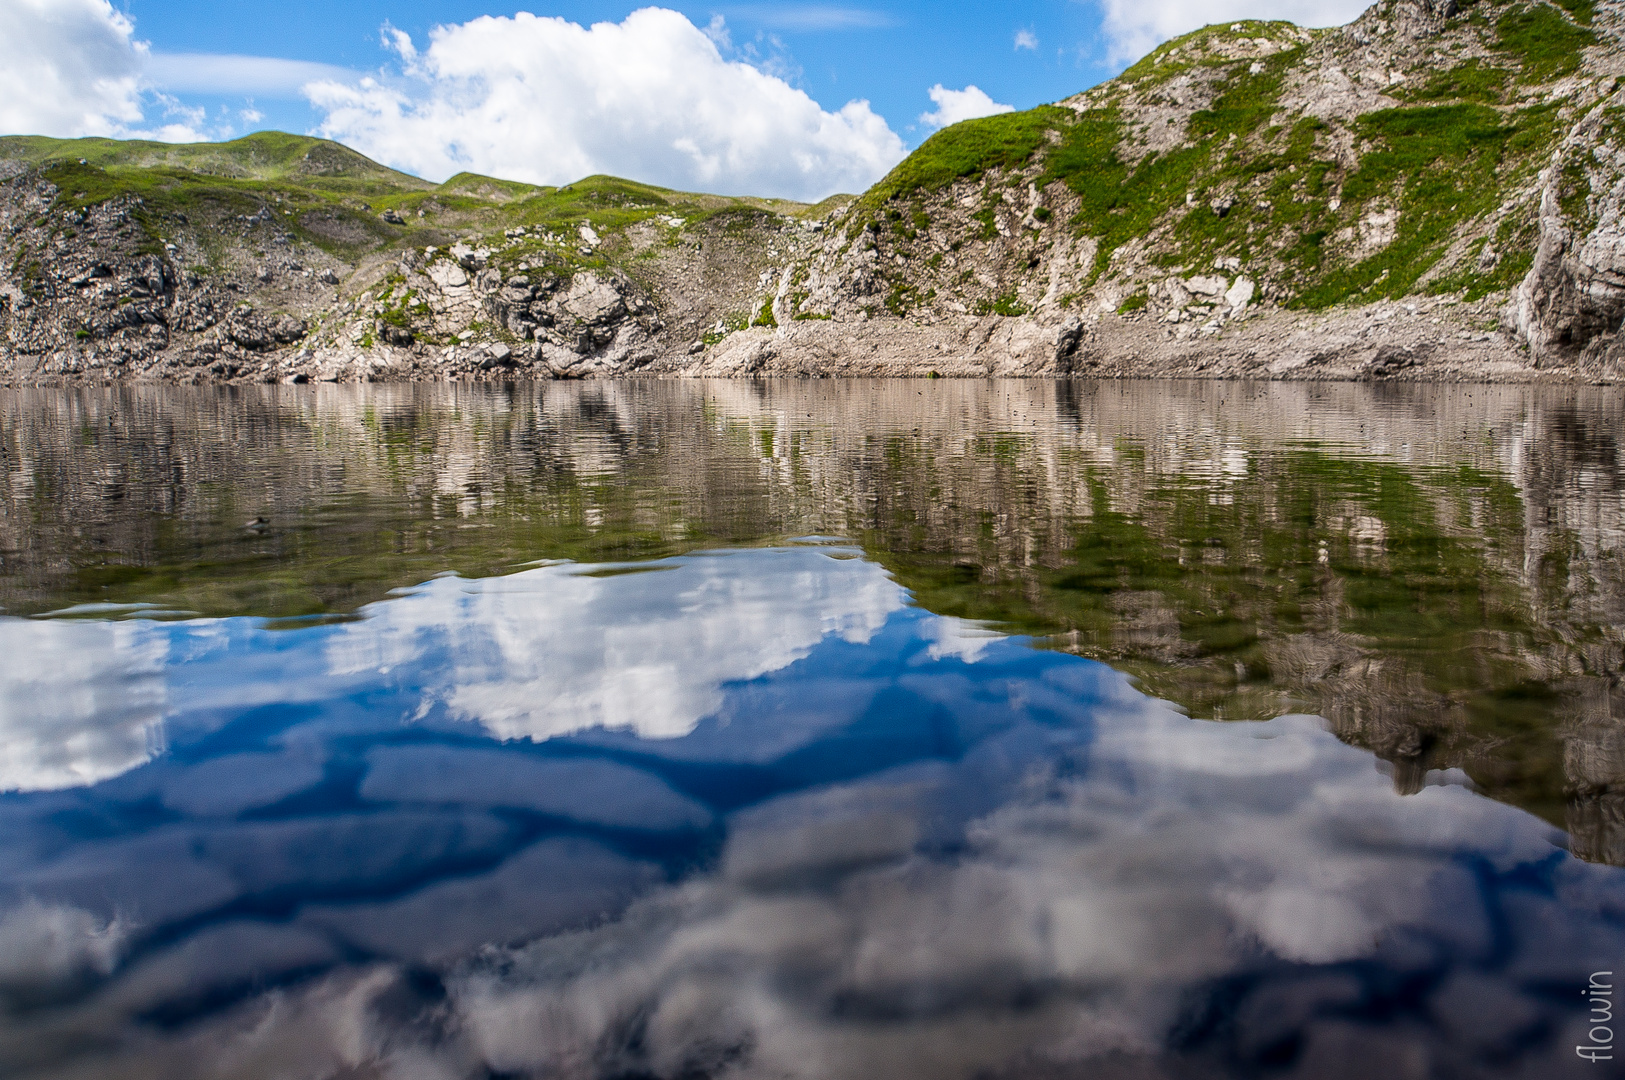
[[439, 172, 549, 202], [2, 131, 429, 193], [1037, 48, 1305, 278], [844, 1, 1593, 313], [974, 291, 1029, 317], [861, 106, 1071, 206], [1116, 289, 1150, 314], [37, 161, 139, 211], [4, 133, 813, 278], [1116, 20, 1304, 87], [751, 296, 778, 328], [1550, 0, 1596, 25], [702, 311, 750, 346], [1494, 3, 1596, 82], [376, 278, 432, 332], [1294, 102, 1559, 308], [1557, 153, 1594, 224], [1400, 58, 1512, 105]]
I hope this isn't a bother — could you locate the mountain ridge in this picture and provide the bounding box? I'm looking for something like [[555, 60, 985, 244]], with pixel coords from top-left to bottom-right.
[[2, 0, 1623, 384]]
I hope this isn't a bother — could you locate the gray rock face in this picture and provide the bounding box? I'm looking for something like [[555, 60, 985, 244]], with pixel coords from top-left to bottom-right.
[[560, 272, 627, 326], [1410, 0, 1459, 18], [1054, 316, 1088, 373], [1513, 89, 1625, 368]]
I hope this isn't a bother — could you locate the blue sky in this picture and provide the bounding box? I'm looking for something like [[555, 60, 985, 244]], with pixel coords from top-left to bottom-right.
[[0, 1, 1370, 199], [128, 1, 1111, 140]]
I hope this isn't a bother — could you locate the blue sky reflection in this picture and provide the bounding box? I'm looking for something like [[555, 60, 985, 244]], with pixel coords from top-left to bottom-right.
[[0, 545, 1617, 1078]]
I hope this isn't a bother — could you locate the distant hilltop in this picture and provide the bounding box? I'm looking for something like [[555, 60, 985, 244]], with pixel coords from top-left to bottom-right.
[[2, 0, 1622, 385]]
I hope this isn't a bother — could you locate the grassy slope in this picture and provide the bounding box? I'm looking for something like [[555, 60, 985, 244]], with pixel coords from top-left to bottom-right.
[[2, 0, 1598, 314], [853, 1, 1599, 310], [0, 132, 829, 272], [0, 131, 428, 194]]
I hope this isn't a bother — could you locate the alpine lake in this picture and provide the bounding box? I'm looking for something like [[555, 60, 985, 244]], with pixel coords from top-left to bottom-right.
[[1, 379, 1622, 1080]]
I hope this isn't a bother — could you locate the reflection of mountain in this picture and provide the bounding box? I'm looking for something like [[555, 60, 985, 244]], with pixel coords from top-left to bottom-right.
[[0, 381, 1621, 856]]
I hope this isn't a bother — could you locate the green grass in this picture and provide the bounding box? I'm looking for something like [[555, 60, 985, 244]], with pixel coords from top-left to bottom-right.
[[1295, 103, 1559, 307], [0, 131, 427, 188], [1116, 20, 1304, 87], [1400, 59, 1512, 105], [861, 106, 1071, 207], [1557, 154, 1594, 223], [1, 133, 818, 276], [439, 172, 549, 202], [702, 312, 750, 345], [1494, 3, 1596, 82], [1033, 47, 1311, 279], [751, 296, 778, 328], [973, 291, 1029, 317], [801, 193, 859, 220], [1551, 0, 1596, 23], [1116, 289, 1150, 313]]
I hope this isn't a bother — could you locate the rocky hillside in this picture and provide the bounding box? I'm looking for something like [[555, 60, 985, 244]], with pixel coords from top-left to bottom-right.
[[3, 0, 1624, 384], [0, 132, 837, 383], [732, 0, 1624, 381]]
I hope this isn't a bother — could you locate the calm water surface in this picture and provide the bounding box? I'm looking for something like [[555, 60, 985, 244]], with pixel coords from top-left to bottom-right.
[[0, 380, 1622, 1079]]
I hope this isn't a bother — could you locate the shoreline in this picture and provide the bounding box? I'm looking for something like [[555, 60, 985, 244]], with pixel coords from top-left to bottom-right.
[[4, 301, 1617, 387]]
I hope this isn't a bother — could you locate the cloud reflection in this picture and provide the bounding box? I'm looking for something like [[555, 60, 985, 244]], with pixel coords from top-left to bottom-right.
[[330, 548, 904, 743], [0, 619, 167, 792], [0, 549, 1616, 1078], [437, 713, 1596, 1080]]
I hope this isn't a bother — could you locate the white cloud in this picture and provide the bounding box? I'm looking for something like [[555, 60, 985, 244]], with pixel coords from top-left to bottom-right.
[[145, 53, 354, 97], [919, 84, 1015, 131], [0, 0, 146, 138], [0, 1, 298, 142], [306, 8, 906, 202], [725, 5, 898, 30], [1095, 0, 1371, 66], [698, 12, 731, 51], [1014, 28, 1039, 51]]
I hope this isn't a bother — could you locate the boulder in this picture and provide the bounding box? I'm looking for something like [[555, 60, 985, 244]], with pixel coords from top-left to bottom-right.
[[560, 272, 627, 326], [428, 261, 469, 290], [1225, 277, 1256, 312]]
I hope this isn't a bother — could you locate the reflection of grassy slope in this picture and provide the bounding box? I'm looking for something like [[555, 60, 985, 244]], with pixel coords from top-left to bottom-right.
[[857, 446, 1565, 824], [9, 393, 797, 621], [2, 388, 1606, 832]]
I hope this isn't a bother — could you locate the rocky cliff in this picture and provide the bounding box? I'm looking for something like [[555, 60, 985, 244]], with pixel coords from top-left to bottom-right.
[[2, 0, 1623, 384], [0, 137, 825, 384]]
